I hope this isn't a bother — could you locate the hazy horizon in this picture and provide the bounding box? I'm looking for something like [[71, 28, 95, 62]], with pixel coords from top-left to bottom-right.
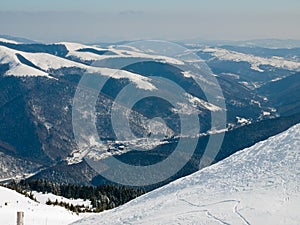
[[1, 0, 299, 43]]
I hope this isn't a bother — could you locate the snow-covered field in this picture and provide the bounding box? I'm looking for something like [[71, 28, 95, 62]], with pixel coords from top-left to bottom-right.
[[0, 187, 80, 225], [72, 123, 300, 225], [32, 191, 92, 208]]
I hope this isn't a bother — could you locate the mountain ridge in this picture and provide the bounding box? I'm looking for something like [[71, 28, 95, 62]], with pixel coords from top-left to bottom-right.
[[0, 37, 299, 189]]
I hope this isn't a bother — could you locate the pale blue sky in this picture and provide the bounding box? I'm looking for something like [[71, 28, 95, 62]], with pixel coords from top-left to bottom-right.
[[0, 0, 299, 42], [1, 0, 300, 13]]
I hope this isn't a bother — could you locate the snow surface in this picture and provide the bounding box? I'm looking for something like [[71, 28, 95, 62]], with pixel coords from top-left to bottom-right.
[[72, 123, 300, 225], [25, 51, 156, 90], [0, 37, 19, 44], [0, 45, 156, 90], [185, 93, 222, 112], [59, 42, 107, 53], [32, 191, 92, 208], [0, 46, 51, 78], [60, 42, 184, 65], [203, 47, 300, 72], [105, 46, 184, 65], [236, 116, 252, 125], [59, 42, 111, 61], [0, 186, 80, 225]]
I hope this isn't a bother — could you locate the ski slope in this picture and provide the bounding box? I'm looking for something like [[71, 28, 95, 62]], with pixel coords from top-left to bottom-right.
[[72, 123, 300, 225]]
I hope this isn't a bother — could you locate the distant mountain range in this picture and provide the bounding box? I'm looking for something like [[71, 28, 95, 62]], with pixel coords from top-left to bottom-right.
[[0, 35, 299, 188], [183, 38, 300, 49]]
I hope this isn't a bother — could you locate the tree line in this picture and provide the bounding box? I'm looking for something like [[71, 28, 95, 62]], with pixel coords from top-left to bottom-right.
[[1, 179, 145, 213]]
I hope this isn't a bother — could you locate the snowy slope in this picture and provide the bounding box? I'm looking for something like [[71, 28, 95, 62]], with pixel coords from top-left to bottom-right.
[[60, 42, 184, 65], [32, 191, 92, 208], [72, 123, 300, 225], [0, 186, 80, 225], [0, 45, 156, 90], [0, 46, 51, 77], [59, 42, 111, 61], [0, 37, 19, 44], [203, 47, 300, 72], [24, 50, 156, 90], [22, 52, 155, 90]]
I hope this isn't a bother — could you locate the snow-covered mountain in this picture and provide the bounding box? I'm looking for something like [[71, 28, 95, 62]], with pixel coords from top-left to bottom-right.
[[202, 47, 300, 72], [195, 46, 300, 89], [0, 36, 299, 224], [72, 123, 300, 225], [0, 36, 299, 187]]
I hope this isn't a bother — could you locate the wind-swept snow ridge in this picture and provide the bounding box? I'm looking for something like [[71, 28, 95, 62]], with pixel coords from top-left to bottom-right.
[[60, 41, 184, 65], [0, 37, 20, 44], [0, 46, 51, 78], [72, 123, 300, 225], [0, 45, 156, 90]]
